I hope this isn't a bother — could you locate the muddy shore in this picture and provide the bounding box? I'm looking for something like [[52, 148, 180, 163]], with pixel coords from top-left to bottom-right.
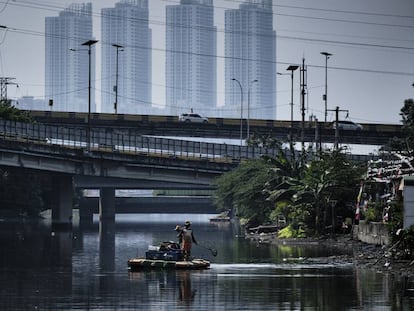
[[246, 232, 414, 277]]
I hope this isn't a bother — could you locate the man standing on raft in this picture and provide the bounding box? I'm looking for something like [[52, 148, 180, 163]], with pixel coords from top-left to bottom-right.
[[178, 220, 197, 261]]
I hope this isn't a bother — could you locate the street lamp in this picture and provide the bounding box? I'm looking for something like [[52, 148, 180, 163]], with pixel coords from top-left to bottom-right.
[[286, 65, 299, 132], [82, 39, 98, 150], [232, 78, 243, 147], [321, 52, 332, 122], [112, 44, 124, 114], [247, 79, 258, 140]]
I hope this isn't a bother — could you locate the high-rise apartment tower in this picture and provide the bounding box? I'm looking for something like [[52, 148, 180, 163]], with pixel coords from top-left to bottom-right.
[[225, 0, 276, 120], [101, 0, 152, 114], [166, 0, 217, 116], [45, 3, 94, 112]]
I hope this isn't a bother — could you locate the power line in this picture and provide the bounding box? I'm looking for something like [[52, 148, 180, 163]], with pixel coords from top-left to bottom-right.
[[5, 25, 414, 77], [275, 11, 414, 30], [164, 0, 414, 29], [275, 3, 414, 20], [223, 0, 414, 20], [6, 0, 414, 36], [4, 1, 412, 55], [0, 0, 9, 14], [278, 35, 414, 52], [2, 0, 413, 66], [277, 28, 414, 46]]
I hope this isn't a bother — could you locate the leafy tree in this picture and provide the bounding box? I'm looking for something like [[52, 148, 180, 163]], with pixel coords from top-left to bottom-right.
[[214, 158, 275, 227], [262, 144, 308, 228], [246, 131, 282, 149], [385, 98, 414, 152], [400, 99, 414, 131], [0, 168, 48, 217], [0, 101, 32, 122], [265, 148, 364, 236], [216, 139, 364, 236], [214, 142, 307, 227]]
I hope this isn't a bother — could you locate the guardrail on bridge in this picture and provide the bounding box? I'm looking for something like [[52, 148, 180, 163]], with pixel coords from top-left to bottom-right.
[[0, 119, 280, 162]]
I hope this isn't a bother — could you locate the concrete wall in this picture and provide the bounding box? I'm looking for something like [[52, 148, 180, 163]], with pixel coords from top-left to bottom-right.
[[403, 176, 414, 229], [353, 221, 390, 245]]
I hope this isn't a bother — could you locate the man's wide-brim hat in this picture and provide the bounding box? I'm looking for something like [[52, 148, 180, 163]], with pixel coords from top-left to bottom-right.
[[185, 220, 191, 226]]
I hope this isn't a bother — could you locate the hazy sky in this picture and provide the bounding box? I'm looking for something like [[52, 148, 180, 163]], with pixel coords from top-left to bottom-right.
[[0, 0, 413, 124]]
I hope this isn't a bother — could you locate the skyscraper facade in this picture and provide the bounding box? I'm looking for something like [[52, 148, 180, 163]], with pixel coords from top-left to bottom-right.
[[225, 0, 276, 120], [45, 3, 94, 112], [166, 0, 216, 116], [101, 0, 152, 114]]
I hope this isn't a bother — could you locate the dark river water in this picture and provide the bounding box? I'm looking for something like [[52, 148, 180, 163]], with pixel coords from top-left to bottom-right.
[[0, 213, 413, 310]]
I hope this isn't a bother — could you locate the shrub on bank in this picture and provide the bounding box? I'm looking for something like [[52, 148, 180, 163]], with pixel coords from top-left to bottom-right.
[[278, 224, 307, 239]]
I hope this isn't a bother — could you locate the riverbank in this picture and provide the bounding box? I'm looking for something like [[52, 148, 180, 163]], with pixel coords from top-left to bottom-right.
[[246, 231, 414, 276]]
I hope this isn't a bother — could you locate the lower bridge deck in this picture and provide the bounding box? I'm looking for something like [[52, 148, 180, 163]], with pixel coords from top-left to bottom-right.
[[80, 196, 216, 214]]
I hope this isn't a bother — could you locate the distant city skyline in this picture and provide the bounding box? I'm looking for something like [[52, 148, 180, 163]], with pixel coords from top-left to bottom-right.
[[43, 0, 278, 119], [0, 0, 413, 124]]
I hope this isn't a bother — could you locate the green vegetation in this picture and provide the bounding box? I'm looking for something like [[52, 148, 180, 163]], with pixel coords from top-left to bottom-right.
[[399, 98, 414, 150], [277, 224, 306, 239], [215, 97, 414, 245], [214, 144, 365, 237], [217, 96, 414, 259], [384, 98, 414, 152], [385, 98, 414, 258], [0, 100, 32, 122], [0, 168, 50, 217]]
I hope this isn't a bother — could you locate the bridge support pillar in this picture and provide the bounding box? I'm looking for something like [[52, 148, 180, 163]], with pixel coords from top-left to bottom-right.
[[99, 219, 115, 271], [79, 200, 94, 227], [51, 175, 73, 229], [99, 188, 115, 221]]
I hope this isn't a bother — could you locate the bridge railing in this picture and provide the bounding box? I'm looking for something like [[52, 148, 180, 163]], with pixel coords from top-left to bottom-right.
[[0, 119, 279, 161]]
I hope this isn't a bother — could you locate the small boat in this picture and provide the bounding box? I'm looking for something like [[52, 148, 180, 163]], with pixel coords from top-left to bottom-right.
[[209, 211, 230, 223], [209, 216, 230, 223], [128, 241, 210, 271], [128, 258, 210, 271]]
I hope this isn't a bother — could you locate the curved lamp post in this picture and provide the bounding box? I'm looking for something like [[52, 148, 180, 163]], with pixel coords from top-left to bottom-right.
[[247, 79, 258, 140], [232, 78, 243, 147], [286, 65, 299, 132]]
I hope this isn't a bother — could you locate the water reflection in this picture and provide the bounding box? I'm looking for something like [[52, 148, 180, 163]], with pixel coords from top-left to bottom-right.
[[99, 219, 115, 272], [129, 270, 198, 307], [0, 215, 413, 310]]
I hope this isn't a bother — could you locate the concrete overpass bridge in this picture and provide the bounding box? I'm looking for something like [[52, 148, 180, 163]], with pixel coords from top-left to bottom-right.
[[81, 196, 215, 215], [0, 119, 243, 227], [0, 118, 383, 227], [28, 110, 403, 146]]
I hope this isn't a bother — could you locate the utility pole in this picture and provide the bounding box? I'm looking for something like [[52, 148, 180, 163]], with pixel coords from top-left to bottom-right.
[[328, 106, 348, 150], [0, 77, 17, 104], [300, 58, 307, 150], [314, 116, 321, 154], [112, 44, 124, 114]]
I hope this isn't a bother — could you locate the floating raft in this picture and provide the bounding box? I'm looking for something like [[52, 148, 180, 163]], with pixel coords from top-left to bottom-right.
[[128, 258, 210, 271], [209, 216, 230, 222]]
